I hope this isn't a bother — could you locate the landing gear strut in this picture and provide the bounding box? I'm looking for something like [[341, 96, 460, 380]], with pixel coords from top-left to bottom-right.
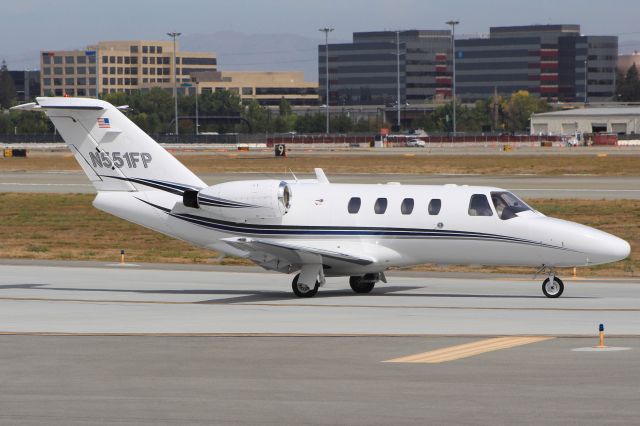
[[291, 273, 319, 298]]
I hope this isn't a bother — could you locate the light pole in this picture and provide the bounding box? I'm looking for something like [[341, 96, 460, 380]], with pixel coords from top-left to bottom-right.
[[396, 30, 401, 129], [319, 27, 334, 134], [167, 32, 181, 136], [194, 79, 199, 135], [446, 20, 459, 135], [24, 69, 30, 101]]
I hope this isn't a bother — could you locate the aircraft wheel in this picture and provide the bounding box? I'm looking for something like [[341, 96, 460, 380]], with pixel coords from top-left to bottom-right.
[[349, 276, 375, 294], [542, 276, 564, 298], [292, 273, 319, 298]]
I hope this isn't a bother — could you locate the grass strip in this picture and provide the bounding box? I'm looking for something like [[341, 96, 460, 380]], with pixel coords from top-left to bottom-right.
[[0, 193, 637, 277], [2, 153, 639, 176]]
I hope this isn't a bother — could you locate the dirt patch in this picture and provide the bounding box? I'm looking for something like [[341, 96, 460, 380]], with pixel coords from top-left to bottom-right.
[[2, 151, 639, 176]]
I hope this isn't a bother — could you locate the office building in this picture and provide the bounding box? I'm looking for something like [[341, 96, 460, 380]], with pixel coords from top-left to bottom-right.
[[9, 70, 40, 102], [40, 40, 217, 96], [318, 30, 452, 106], [455, 25, 618, 102], [187, 71, 319, 106]]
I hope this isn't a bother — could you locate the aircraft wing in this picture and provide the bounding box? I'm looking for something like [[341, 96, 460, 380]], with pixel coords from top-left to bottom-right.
[[221, 237, 375, 272]]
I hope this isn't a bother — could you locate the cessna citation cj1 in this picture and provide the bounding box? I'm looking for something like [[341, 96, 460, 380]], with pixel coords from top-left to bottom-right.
[[13, 97, 630, 298]]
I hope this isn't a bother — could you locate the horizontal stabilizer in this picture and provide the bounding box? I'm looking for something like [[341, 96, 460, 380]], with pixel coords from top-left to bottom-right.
[[10, 102, 42, 111]]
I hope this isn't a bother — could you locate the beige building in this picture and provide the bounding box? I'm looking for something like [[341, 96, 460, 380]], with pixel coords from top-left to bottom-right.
[[40, 40, 319, 106], [187, 71, 319, 106], [618, 52, 640, 73], [40, 40, 216, 96], [531, 107, 640, 135]]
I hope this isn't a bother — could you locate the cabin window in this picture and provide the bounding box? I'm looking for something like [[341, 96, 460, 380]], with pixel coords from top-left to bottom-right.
[[428, 199, 441, 215], [491, 191, 532, 220], [348, 197, 361, 214], [401, 198, 414, 215], [468, 194, 494, 216], [374, 198, 388, 214]]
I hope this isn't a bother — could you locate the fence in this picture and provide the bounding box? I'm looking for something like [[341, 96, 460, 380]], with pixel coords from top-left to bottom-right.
[[267, 134, 563, 147], [0, 133, 568, 146], [0, 133, 265, 145]]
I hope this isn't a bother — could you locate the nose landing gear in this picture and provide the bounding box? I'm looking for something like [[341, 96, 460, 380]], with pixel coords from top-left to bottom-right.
[[542, 275, 564, 298], [536, 267, 564, 298]]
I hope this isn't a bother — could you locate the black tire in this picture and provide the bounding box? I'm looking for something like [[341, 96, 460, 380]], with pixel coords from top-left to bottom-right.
[[349, 276, 375, 294], [542, 276, 564, 298], [292, 273, 319, 298]]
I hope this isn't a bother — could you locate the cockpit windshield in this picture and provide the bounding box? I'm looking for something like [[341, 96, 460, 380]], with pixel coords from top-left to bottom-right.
[[491, 191, 532, 220]]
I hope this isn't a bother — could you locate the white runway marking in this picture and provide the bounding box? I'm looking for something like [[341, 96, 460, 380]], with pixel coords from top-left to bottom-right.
[[572, 347, 631, 352]]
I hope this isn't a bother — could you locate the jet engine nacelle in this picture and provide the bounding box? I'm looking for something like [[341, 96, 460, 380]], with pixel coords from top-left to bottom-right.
[[183, 180, 292, 220]]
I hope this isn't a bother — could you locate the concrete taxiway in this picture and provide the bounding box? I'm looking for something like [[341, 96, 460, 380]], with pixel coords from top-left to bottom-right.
[[2, 170, 640, 199], [1, 263, 639, 336], [1, 262, 639, 425], [1, 334, 638, 426]]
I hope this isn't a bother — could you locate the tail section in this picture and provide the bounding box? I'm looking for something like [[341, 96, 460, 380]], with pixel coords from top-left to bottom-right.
[[28, 97, 206, 193]]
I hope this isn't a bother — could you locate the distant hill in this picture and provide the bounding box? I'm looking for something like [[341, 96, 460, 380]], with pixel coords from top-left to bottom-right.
[[181, 31, 327, 81], [619, 40, 640, 55]]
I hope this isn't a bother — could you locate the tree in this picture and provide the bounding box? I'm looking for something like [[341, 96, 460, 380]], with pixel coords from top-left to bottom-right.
[[0, 60, 16, 109], [0, 111, 12, 133], [411, 103, 454, 132], [278, 98, 292, 116], [330, 114, 354, 133], [294, 113, 325, 133], [243, 100, 270, 133], [502, 90, 550, 132], [10, 109, 51, 134], [617, 64, 640, 102]]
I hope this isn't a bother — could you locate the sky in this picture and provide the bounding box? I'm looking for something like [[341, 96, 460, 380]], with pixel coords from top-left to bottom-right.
[[2, 0, 639, 77]]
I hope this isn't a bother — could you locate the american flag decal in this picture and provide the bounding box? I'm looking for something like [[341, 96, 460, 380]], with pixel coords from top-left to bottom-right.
[[98, 117, 110, 128]]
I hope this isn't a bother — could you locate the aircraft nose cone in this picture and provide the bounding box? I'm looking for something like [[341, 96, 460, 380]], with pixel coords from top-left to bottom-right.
[[589, 233, 631, 264], [606, 235, 631, 262]]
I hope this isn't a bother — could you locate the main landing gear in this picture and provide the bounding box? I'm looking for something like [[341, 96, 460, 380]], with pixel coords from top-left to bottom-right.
[[349, 273, 384, 294], [537, 267, 564, 298], [291, 273, 319, 298], [291, 272, 386, 298]]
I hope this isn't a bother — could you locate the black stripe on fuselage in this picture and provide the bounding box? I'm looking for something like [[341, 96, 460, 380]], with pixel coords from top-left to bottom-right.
[[103, 176, 259, 208], [135, 197, 575, 252], [101, 175, 195, 195]]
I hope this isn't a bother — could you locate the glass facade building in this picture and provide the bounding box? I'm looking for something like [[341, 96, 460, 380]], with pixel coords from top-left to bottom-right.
[[455, 25, 617, 102], [318, 30, 452, 106]]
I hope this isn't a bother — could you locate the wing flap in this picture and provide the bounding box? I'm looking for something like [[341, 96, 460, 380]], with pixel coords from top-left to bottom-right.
[[222, 237, 375, 271]]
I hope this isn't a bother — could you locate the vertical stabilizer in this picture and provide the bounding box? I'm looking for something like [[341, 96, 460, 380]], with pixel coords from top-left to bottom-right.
[[33, 97, 206, 193]]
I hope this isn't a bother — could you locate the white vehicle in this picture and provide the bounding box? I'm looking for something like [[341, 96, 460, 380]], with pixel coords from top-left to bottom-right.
[[13, 98, 630, 298], [406, 138, 426, 147]]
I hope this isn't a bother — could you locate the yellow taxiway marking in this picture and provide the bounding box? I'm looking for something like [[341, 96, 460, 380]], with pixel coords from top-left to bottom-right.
[[384, 336, 554, 364]]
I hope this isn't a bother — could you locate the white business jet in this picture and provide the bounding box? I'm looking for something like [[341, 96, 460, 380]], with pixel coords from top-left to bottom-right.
[[13, 98, 630, 298]]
